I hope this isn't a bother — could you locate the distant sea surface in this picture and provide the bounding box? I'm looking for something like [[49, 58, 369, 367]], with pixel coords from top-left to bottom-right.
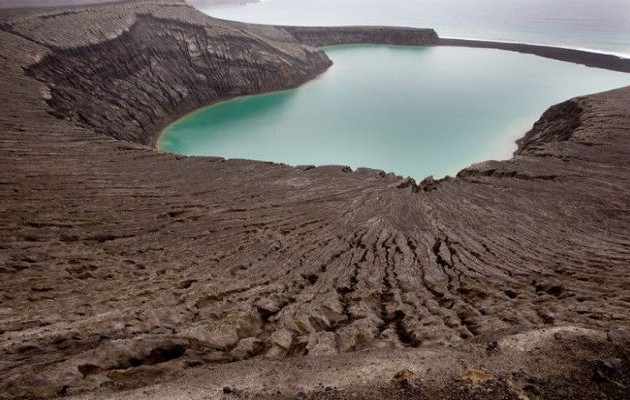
[[202, 0, 630, 57]]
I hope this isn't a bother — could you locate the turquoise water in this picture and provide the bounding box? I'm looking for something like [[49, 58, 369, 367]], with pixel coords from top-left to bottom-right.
[[159, 46, 630, 179], [202, 0, 630, 56]]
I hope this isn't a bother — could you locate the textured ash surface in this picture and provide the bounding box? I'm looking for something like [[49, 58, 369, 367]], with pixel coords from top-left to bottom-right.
[[0, 1, 629, 399], [0, 0, 121, 9]]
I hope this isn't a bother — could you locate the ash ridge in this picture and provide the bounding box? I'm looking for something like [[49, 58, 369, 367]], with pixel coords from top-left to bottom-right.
[[0, 1, 629, 399]]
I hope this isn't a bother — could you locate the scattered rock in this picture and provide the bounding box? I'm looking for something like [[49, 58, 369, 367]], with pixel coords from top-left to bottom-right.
[[230, 337, 264, 360], [306, 332, 338, 356], [461, 368, 492, 388], [607, 329, 630, 345], [270, 329, 294, 350], [187, 327, 239, 350], [391, 369, 418, 389]]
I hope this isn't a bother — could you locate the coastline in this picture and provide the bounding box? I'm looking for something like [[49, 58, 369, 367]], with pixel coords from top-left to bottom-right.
[[437, 37, 630, 73], [156, 43, 629, 181], [156, 37, 630, 161], [441, 35, 630, 59], [155, 67, 334, 150], [155, 94, 254, 150]]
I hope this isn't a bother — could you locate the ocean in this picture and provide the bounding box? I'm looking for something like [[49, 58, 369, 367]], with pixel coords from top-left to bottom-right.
[[203, 0, 630, 57]]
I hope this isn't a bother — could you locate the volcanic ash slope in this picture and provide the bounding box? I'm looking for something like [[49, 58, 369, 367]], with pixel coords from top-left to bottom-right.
[[0, 1, 628, 399]]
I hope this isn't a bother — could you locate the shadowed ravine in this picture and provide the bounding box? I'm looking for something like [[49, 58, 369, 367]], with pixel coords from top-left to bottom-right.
[[0, 1, 629, 399]]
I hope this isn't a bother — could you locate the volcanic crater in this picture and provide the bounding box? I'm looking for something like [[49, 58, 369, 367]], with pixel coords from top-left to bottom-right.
[[0, 1, 629, 399]]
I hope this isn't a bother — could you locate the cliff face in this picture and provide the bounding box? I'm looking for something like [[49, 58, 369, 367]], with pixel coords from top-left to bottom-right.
[[26, 14, 331, 145], [23, 12, 439, 146], [514, 98, 583, 154], [0, 1, 629, 400]]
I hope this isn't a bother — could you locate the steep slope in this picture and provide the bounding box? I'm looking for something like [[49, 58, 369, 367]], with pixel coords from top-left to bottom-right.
[[0, 1, 628, 399]]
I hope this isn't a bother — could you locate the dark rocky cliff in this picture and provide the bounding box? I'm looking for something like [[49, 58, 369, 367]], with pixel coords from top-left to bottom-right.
[[23, 13, 438, 146], [25, 14, 332, 145], [0, 1, 629, 399]]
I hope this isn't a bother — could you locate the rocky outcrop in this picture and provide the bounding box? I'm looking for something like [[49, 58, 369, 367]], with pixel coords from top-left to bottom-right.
[[0, 1, 629, 399], [515, 98, 583, 154]]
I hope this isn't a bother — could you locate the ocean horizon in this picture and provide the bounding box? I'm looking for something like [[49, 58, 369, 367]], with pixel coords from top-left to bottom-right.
[[202, 0, 630, 57]]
